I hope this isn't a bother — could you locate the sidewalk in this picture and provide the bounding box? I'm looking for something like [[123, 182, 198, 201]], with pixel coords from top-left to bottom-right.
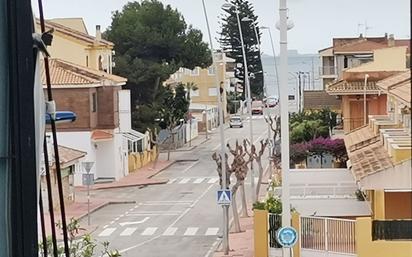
[[77, 160, 173, 190], [213, 212, 254, 257]]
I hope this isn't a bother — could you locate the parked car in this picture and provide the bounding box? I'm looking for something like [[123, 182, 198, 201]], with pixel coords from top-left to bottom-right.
[[251, 100, 263, 115], [264, 96, 278, 108], [229, 116, 243, 128]]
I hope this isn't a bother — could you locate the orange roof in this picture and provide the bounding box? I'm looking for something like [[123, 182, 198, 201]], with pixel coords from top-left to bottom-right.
[[326, 80, 380, 95], [36, 19, 113, 47], [58, 145, 86, 165], [377, 70, 411, 105], [344, 126, 380, 153], [91, 130, 113, 142], [390, 80, 411, 105], [377, 70, 410, 90], [334, 40, 387, 53], [41, 59, 127, 86], [395, 39, 411, 53]]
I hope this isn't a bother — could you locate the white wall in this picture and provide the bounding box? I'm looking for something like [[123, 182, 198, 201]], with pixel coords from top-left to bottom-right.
[[118, 89, 131, 132]]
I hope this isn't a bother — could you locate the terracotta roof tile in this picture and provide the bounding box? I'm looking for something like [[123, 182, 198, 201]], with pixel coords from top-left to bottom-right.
[[91, 130, 113, 142], [41, 59, 127, 86], [334, 40, 387, 53], [349, 141, 394, 180], [377, 70, 411, 91], [58, 145, 86, 166], [390, 81, 411, 105], [377, 70, 411, 105], [344, 126, 380, 153], [303, 90, 341, 110], [326, 80, 380, 95], [36, 19, 113, 47]]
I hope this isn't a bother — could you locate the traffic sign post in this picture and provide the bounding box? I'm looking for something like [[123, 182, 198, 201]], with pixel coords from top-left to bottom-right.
[[217, 190, 232, 206], [276, 226, 298, 248], [82, 162, 94, 226]]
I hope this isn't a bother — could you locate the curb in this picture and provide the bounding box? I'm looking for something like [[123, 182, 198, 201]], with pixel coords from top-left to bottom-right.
[[160, 138, 211, 153], [147, 160, 176, 179], [76, 200, 137, 221]]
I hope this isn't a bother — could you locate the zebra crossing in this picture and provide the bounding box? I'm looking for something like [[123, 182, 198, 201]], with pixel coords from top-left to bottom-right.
[[166, 177, 220, 185], [97, 226, 220, 238]]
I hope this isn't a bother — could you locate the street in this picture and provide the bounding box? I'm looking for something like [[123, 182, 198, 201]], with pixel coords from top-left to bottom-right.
[[82, 113, 275, 257]]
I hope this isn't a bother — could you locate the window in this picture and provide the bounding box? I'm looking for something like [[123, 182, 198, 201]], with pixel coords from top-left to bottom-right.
[[190, 67, 199, 76], [98, 55, 103, 70], [208, 66, 216, 75], [92, 93, 97, 112], [86, 56, 89, 67], [208, 87, 217, 96], [288, 95, 295, 100]]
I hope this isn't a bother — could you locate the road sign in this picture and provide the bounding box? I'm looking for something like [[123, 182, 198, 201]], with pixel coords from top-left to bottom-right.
[[276, 226, 298, 248], [217, 190, 231, 205], [82, 173, 94, 186]]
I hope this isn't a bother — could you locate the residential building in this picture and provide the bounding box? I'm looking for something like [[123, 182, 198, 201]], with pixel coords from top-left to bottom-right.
[[326, 46, 409, 132], [344, 70, 411, 257], [166, 51, 235, 130], [36, 18, 115, 73]]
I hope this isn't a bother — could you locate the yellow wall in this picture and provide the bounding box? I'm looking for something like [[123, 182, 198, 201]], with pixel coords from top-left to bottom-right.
[[349, 47, 408, 72], [291, 213, 301, 257], [373, 190, 386, 220], [356, 217, 412, 257], [254, 210, 269, 257], [127, 146, 159, 171]]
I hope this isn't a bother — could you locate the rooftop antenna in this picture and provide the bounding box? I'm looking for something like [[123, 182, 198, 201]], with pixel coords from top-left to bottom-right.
[[357, 22, 364, 35], [364, 21, 372, 36]]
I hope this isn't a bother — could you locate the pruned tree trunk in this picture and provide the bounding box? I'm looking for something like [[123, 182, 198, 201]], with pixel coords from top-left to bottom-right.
[[231, 180, 242, 233], [256, 160, 264, 198], [240, 184, 248, 217]]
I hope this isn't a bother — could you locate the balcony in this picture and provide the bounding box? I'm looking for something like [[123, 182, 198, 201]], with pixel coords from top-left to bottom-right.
[[319, 66, 337, 77]]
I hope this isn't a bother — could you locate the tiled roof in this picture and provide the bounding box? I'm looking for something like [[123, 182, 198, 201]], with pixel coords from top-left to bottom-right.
[[41, 59, 127, 86], [377, 70, 411, 105], [58, 145, 86, 166], [326, 80, 380, 95], [36, 19, 113, 47], [348, 141, 394, 180], [344, 126, 380, 153], [334, 40, 387, 53], [91, 130, 113, 142], [303, 90, 341, 110]]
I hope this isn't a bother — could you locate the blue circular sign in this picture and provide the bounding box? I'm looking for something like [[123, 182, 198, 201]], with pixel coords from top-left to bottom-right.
[[276, 226, 298, 248]]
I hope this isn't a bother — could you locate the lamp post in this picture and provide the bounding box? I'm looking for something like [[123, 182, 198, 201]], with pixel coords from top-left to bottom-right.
[[201, 0, 229, 254], [279, 0, 293, 256], [222, 2, 256, 204], [260, 26, 280, 99], [364, 74, 369, 125]]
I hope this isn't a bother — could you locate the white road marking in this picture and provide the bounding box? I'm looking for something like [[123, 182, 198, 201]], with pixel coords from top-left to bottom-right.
[[183, 227, 199, 236], [126, 213, 179, 216], [162, 227, 178, 236], [144, 200, 193, 203], [141, 227, 158, 236], [119, 184, 215, 253], [193, 178, 205, 184], [98, 228, 116, 237], [181, 161, 199, 173], [141, 202, 190, 206], [212, 137, 231, 151], [167, 178, 178, 184], [119, 217, 150, 226], [120, 227, 137, 236], [205, 227, 219, 236], [103, 225, 108, 229], [178, 178, 191, 184], [207, 177, 219, 184]]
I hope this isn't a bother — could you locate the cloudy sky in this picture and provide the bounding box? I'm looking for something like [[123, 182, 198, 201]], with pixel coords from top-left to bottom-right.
[[33, 0, 410, 54]]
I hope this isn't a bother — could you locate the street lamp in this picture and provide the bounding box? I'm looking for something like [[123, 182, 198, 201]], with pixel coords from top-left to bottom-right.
[[201, 0, 229, 254], [260, 26, 280, 99], [222, 2, 256, 204], [278, 1, 293, 256]]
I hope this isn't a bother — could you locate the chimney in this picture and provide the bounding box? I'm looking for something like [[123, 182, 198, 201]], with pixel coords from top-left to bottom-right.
[[95, 25, 101, 41], [388, 34, 395, 47], [359, 33, 363, 38]]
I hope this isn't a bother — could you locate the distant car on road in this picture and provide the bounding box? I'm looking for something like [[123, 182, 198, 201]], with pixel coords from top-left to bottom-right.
[[251, 100, 263, 115], [229, 116, 243, 128], [264, 96, 278, 108]]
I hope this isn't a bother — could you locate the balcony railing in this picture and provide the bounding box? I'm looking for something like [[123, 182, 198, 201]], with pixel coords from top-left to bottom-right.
[[372, 220, 412, 240], [319, 66, 337, 76]]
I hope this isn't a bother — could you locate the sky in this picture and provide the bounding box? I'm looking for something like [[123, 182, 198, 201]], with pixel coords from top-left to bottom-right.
[[33, 0, 410, 54]]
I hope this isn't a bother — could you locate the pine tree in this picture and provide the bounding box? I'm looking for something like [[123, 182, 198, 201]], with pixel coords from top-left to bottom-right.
[[220, 0, 263, 99]]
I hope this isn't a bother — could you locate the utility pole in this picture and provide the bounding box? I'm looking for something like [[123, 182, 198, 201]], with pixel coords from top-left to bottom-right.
[[201, 0, 229, 254], [279, 0, 291, 256]]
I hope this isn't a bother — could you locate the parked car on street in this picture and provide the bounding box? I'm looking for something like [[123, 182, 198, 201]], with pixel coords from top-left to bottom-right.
[[229, 116, 243, 128], [264, 96, 278, 108]]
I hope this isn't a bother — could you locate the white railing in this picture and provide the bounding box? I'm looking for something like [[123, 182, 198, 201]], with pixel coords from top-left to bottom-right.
[[301, 216, 356, 255], [273, 184, 357, 199]]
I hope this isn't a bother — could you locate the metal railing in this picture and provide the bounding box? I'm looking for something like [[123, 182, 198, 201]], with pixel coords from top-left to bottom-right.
[[319, 66, 337, 76], [301, 216, 356, 254], [372, 220, 412, 241], [268, 213, 282, 248]]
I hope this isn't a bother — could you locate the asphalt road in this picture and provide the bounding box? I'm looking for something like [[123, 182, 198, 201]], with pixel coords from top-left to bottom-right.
[[84, 111, 277, 257]]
